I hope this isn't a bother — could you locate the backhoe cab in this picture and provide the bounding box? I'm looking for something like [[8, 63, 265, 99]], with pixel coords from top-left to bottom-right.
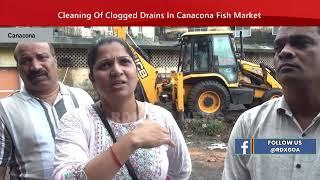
[[172, 31, 282, 118]]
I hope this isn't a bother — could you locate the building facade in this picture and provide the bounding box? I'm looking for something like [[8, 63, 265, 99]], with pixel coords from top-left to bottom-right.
[[0, 26, 278, 98]]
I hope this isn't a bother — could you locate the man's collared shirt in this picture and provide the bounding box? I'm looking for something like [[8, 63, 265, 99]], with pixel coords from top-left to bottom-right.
[[0, 82, 93, 179], [223, 96, 320, 180]]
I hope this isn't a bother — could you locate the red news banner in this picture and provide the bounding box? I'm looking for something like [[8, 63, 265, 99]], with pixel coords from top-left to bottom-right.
[[1, 0, 320, 26]]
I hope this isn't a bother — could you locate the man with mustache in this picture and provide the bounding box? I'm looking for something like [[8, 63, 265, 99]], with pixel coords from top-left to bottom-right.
[[223, 26, 320, 179], [0, 42, 93, 179]]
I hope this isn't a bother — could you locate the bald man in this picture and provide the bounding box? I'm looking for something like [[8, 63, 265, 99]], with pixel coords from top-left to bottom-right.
[[0, 42, 93, 179], [223, 27, 320, 180]]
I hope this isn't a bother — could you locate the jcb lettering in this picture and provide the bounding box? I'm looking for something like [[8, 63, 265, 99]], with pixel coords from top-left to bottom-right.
[[134, 59, 148, 79]]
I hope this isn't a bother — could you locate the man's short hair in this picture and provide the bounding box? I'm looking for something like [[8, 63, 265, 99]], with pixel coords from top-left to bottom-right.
[[13, 42, 56, 62]]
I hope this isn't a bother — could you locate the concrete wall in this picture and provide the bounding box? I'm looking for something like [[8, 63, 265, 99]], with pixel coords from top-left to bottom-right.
[[58, 67, 98, 101], [0, 48, 16, 67]]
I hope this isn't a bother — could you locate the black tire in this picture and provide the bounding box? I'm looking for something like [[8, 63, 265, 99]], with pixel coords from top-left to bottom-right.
[[262, 89, 282, 103], [187, 81, 230, 119]]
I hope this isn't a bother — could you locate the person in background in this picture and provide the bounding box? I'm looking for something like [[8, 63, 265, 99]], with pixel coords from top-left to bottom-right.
[[0, 42, 93, 180], [53, 36, 192, 180], [223, 26, 320, 179]]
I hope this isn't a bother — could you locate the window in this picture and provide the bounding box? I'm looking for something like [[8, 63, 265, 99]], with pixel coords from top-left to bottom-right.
[[182, 39, 210, 72], [138, 26, 143, 33], [272, 26, 280, 35], [182, 43, 192, 72], [212, 35, 237, 82], [193, 41, 209, 72], [234, 26, 251, 37], [106, 26, 113, 35], [188, 27, 208, 32]]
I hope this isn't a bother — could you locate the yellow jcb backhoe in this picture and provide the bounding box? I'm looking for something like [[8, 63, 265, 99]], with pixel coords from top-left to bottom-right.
[[113, 27, 282, 121]]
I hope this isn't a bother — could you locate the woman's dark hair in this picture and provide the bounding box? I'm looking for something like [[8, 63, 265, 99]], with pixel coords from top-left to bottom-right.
[[87, 36, 135, 76]]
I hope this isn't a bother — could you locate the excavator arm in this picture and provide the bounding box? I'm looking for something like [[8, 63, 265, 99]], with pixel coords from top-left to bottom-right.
[[112, 27, 162, 104]]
